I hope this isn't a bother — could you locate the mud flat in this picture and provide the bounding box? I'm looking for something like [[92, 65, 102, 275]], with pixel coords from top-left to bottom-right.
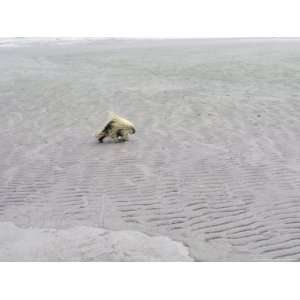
[[1, 38, 300, 261]]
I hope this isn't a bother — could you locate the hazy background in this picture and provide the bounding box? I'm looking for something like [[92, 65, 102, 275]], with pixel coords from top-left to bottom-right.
[[0, 0, 299, 38]]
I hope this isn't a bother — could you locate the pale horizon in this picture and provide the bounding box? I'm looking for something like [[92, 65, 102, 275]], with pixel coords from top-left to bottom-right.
[[1, 0, 300, 37]]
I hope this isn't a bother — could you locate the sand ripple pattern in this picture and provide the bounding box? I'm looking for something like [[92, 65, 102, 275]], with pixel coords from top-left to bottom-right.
[[1, 38, 300, 260]]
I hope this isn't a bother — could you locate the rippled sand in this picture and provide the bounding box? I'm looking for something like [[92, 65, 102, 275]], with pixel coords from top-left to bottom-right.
[[1, 38, 300, 261]]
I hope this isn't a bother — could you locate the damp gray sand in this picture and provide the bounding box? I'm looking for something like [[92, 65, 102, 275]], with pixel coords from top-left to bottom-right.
[[1, 38, 300, 261]]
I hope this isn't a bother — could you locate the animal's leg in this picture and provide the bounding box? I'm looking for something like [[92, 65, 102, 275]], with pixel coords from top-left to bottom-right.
[[96, 131, 106, 143], [111, 132, 119, 143], [122, 132, 129, 141], [98, 134, 106, 143], [116, 129, 128, 142]]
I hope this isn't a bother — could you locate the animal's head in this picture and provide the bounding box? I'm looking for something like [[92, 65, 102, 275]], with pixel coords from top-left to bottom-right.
[[129, 126, 136, 135]]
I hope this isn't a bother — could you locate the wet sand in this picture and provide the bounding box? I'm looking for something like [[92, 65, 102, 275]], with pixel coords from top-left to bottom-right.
[[1, 38, 300, 261]]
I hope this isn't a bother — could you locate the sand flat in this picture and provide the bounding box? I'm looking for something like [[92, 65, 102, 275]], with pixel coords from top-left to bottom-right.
[[1, 38, 300, 261]]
